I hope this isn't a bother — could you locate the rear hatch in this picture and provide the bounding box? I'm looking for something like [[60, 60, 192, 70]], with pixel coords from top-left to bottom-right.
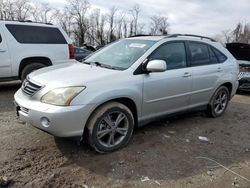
[[226, 43, 250, 90]]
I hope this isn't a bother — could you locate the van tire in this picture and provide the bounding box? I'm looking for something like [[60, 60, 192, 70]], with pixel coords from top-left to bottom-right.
[[21, 63, 46, 81]]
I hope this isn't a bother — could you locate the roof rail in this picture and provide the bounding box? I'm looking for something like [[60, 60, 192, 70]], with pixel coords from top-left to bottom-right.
[[129, 34, 154, 38], [166, 34, 216, 42], [0, 19, 53, 25]]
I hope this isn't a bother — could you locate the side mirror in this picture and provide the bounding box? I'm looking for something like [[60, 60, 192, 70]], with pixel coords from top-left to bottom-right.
[[146, 60, 167, 72]]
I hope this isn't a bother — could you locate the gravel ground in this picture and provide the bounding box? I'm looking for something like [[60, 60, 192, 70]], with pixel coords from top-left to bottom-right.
[[0, 81, 250, 188]]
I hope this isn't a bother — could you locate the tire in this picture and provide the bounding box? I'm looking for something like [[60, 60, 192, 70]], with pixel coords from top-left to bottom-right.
[[86, 102, 134, 153], [21, 63, 46, 81], [207, 86, 230, 118]]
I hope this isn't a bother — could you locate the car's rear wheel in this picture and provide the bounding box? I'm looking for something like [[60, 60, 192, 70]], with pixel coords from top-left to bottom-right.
[[86, 102, 134, 153], [207, 86, 230, 117], [21, 63, 46, 81]]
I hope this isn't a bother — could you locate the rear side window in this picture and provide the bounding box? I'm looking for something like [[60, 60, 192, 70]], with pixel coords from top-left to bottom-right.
[[189, 42, 210, 66], [6, 24, 67, 44], [211, 47, 227, 63], [208, 47, 219, 63], [0, 34, 2, 43]]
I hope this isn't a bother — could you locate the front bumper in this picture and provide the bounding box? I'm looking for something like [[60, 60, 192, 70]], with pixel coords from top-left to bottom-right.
[[239, 77, 250, 90], [14, 89, 96, 137]]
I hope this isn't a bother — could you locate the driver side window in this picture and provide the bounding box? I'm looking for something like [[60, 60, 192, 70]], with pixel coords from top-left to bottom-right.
[[149, 42, 187, 70]]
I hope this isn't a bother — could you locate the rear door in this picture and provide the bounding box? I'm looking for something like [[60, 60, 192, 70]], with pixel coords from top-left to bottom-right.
[[142, 41, 193, 118], [187, 41, 226, 107], [0, 25, 11, 78]]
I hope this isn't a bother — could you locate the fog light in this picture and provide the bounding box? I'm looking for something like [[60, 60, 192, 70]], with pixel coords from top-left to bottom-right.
[[41, 117, 50, 128]]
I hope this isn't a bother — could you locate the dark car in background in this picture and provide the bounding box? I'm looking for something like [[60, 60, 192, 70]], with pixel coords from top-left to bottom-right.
[[74, 47, 93, 62], [226, 43, 250, 91]]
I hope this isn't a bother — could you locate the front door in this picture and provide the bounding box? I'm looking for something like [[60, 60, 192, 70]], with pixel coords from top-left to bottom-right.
[[142, 42, 193, 119]]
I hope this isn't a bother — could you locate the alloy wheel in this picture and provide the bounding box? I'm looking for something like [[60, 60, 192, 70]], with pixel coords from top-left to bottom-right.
[[96, 111, 129, 148]]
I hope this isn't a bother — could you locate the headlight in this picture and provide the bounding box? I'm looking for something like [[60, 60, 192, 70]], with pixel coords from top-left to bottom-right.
[[41, 86, 85, 106]]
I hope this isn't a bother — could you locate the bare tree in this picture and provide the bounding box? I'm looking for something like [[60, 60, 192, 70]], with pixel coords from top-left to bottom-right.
[[55, 9, 73, 37], [159, 16, 169, 35], [15, 0, 31, 21], [89, 8, 106, 45], [130, 4, 140, 35], [233, 22, 242, 42], [150, 15, 169, 35], [231, 22, 250, 43], [31, 2, 56, 23], [122, 18, 128, 38], [116, 12, 125, 39], [66, 0, 90, 46], [1, 0, 15, 20], [137, 22, 146, 34], [106, 6, 117, 42], [221, 30, 232, 43], [0, 0, 175, 45], [0, 0, 5, 19]]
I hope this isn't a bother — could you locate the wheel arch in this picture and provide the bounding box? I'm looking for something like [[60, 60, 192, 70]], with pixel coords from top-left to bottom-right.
[[220, 82, 233, 96], [18, 57, 52, 79], [82, 97, 138, 139]]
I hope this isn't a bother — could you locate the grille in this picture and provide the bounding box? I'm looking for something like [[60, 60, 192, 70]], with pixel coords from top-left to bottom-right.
[[21, 79, 42, 96]]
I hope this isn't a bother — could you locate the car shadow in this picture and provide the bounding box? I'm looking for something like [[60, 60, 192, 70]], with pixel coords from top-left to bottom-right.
[[0, 81, 21, 91], [0, 81, 21, 112], [237, 90, 250, 96], [54, 103, 250, 181]]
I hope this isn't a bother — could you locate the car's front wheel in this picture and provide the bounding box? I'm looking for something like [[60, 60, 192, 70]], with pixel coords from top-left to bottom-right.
[[86, 102, 134, 153], [207, 86, 230, 117]]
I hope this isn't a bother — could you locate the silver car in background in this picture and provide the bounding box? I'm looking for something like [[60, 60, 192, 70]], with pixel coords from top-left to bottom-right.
[[14, 34, 239, 153]]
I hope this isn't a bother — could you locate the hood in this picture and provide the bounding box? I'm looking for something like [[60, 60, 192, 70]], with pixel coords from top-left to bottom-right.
[[28, 62, 120, 87]]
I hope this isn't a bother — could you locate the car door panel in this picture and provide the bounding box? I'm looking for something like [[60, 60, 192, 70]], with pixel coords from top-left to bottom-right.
[[0, 25, 11, 78], [190, 64, 223, 106], [142, 41, 192, 119], [143, 68, 193, 118], [187, 42, 224, 106]]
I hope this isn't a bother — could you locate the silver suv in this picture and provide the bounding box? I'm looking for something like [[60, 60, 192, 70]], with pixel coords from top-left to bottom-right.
[[14, 34, 239, 153]]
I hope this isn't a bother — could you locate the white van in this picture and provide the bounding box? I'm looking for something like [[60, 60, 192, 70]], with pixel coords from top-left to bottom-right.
[[0, 20, 75, 81]]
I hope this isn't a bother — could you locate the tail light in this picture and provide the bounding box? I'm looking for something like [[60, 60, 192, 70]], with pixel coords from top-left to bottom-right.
[[68, 44, 75, 59]]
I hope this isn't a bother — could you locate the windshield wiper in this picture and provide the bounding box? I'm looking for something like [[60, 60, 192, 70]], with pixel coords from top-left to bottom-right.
[[83, 61, 123, 70]]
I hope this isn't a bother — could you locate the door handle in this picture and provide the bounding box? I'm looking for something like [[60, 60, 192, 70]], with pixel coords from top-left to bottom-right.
[[217, 67, 223, 72], [183, 72, 191, 78], [0, 49, 6, 53]]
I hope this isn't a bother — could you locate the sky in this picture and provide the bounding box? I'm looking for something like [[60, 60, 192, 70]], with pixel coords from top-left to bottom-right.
[[36, 0, 250, 36]]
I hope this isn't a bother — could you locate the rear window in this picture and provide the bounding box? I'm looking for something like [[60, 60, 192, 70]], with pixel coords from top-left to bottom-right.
[[208, 46, 219, 63], [6, 24, 67, 44], [211, 47, 227, 63]]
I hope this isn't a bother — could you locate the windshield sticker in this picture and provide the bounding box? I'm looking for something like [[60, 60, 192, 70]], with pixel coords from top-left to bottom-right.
[[129, 43, 146, 48]]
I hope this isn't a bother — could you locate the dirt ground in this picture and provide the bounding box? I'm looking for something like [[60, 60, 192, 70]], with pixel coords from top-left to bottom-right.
[[0, 81, 250, 188]]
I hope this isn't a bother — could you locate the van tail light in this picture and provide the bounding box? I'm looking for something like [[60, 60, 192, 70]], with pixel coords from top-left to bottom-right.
[[68, 44, 75, 59]]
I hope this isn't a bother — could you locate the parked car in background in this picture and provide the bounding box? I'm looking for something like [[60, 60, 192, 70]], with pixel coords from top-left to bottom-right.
[[74, 47, 92, 62], [226, 43, 250, 91], [0, 20, 74, 81], [82, 44, 96, 52], [14, 34, 238, 153], [95, 45, 105, 51]]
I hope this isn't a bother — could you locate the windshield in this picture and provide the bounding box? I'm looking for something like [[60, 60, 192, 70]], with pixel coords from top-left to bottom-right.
[[84, 39, 156, 70]]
